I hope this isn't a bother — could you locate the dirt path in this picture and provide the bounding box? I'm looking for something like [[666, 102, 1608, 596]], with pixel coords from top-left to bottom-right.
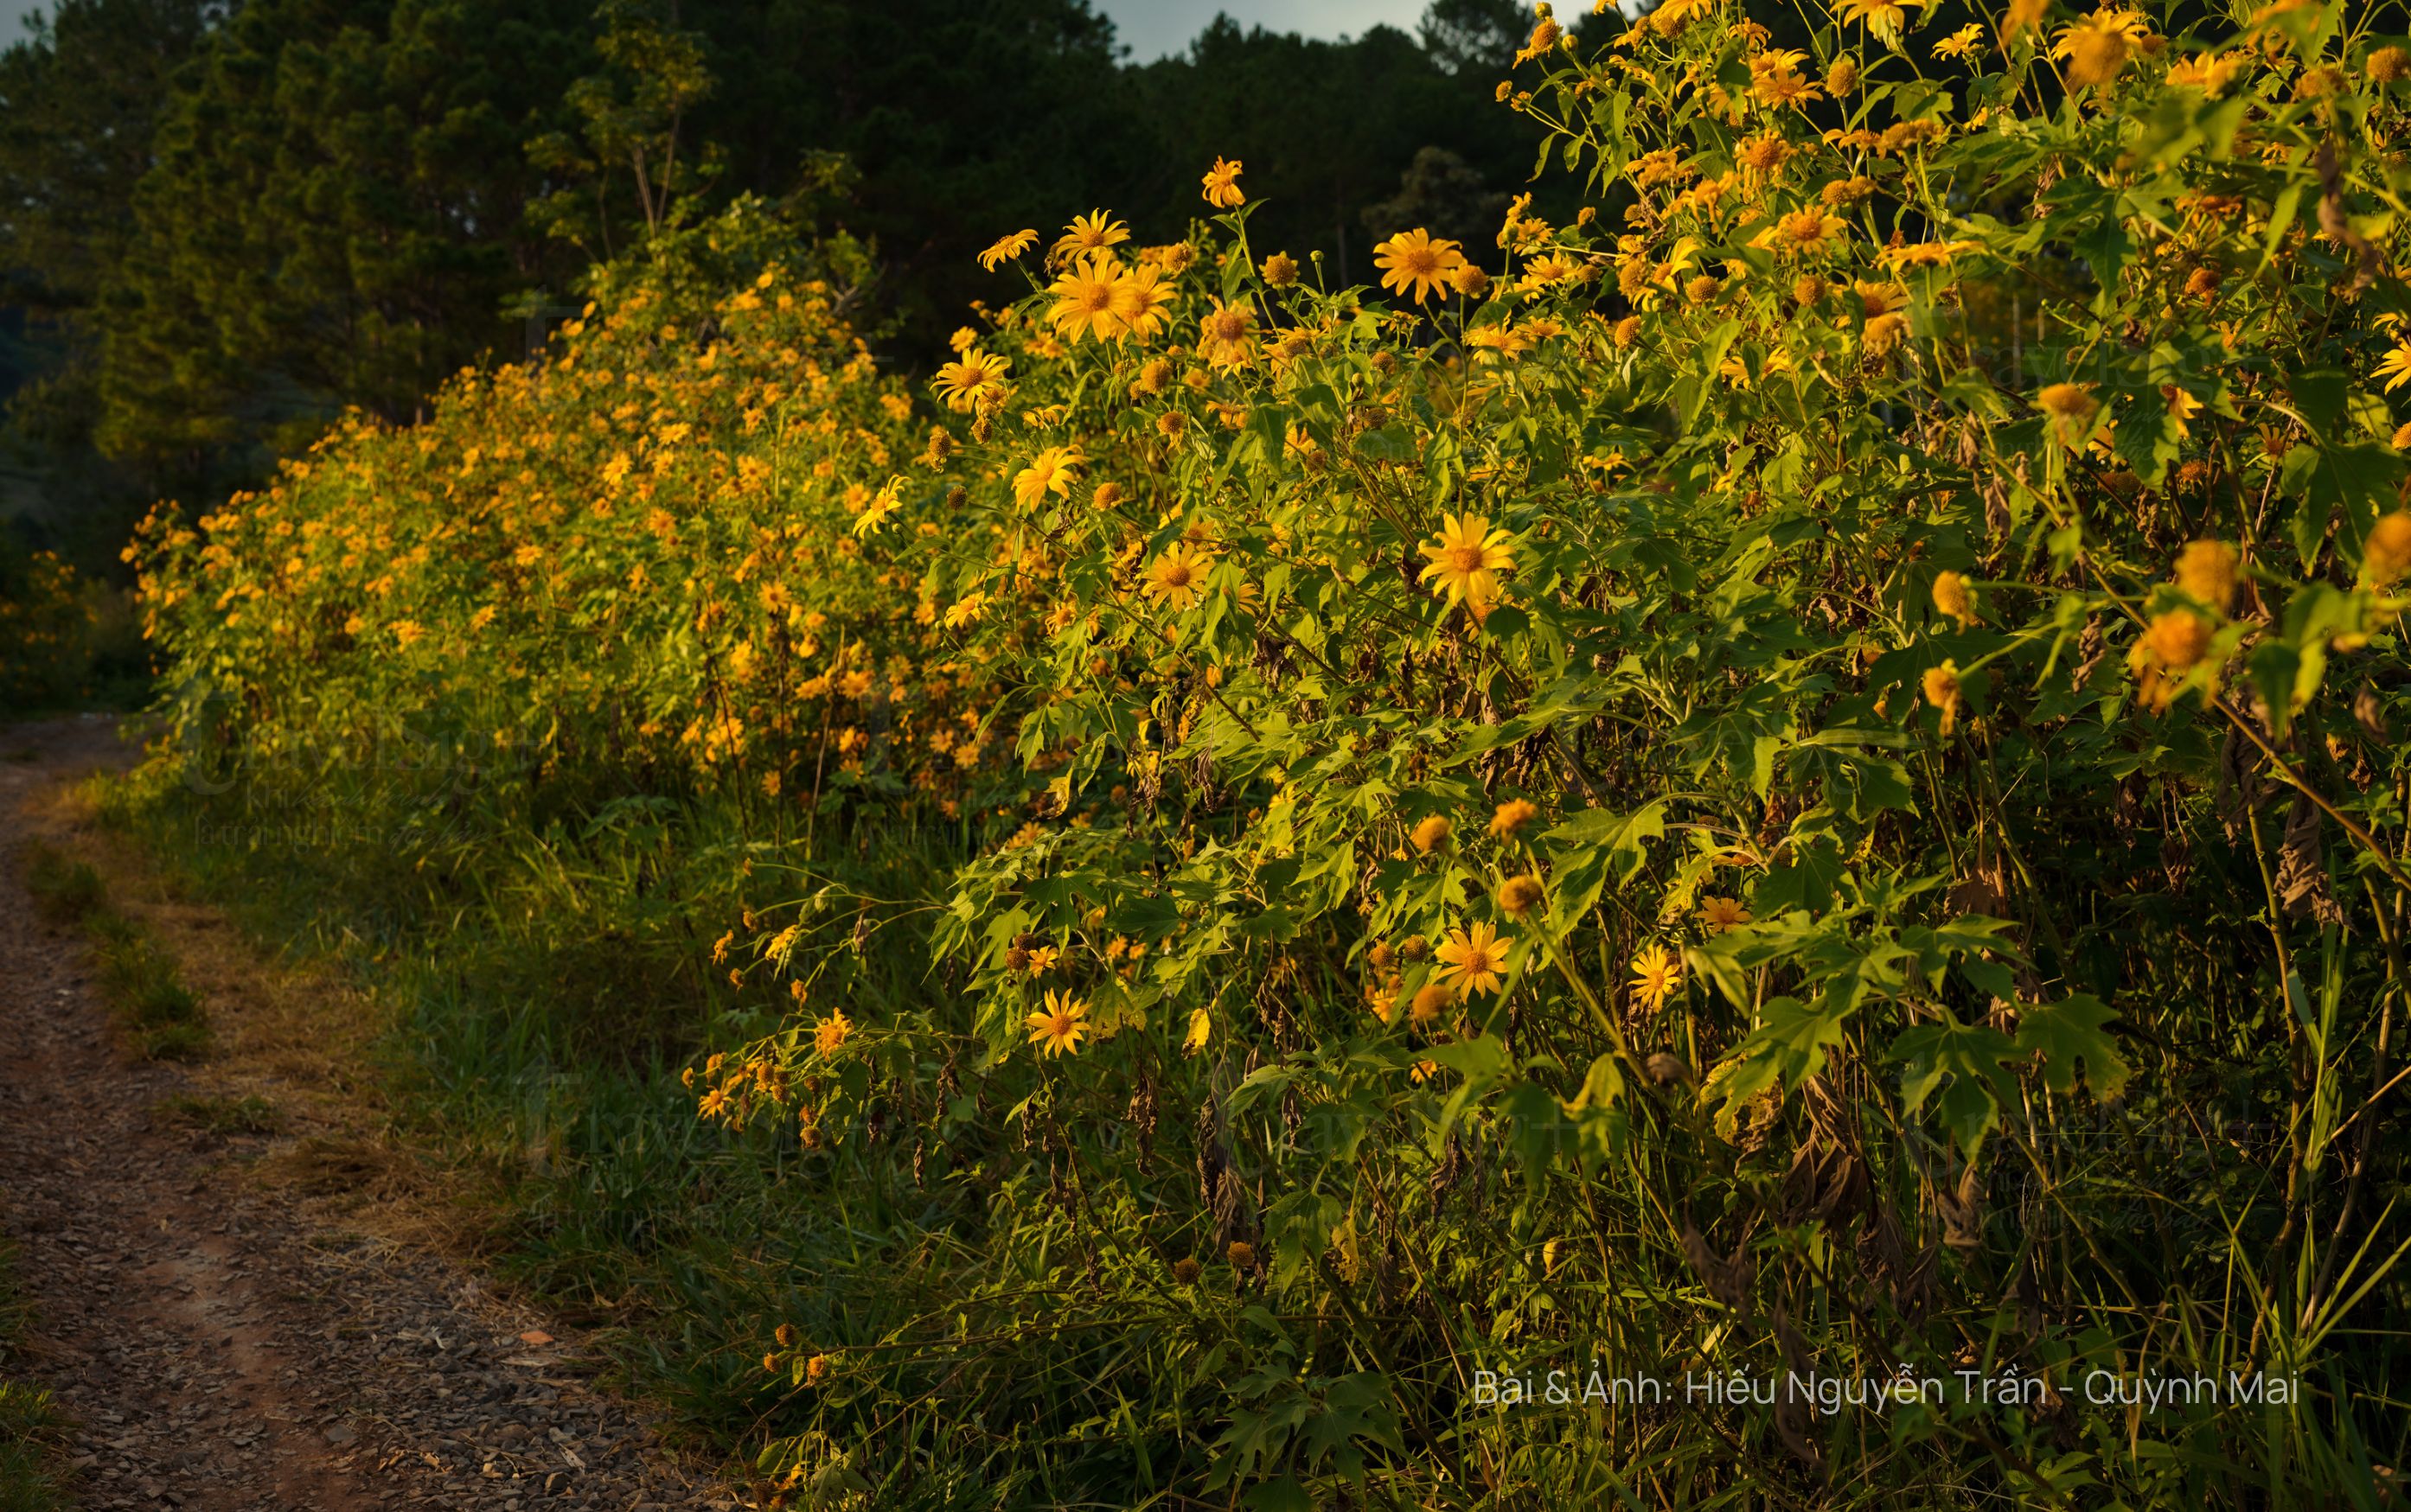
[[0, 717, 737, 1512]]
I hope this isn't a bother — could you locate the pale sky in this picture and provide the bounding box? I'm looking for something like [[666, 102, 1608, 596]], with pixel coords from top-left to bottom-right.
[[1097, 0, 1434, 60], [0, 0, 1439, 62]]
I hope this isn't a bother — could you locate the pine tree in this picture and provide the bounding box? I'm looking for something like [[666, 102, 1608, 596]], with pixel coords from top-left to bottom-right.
[[92, 0, 592, 463]]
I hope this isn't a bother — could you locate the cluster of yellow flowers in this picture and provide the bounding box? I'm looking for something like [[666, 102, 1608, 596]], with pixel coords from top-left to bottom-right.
[[130, 229, 1065, 823]]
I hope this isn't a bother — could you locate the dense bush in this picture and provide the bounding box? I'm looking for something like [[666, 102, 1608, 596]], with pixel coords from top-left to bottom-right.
[[132, 0, 2411, 1503]]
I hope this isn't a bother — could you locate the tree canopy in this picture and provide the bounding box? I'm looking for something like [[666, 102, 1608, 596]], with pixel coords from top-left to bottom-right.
[[1, 0, 1565, 564]]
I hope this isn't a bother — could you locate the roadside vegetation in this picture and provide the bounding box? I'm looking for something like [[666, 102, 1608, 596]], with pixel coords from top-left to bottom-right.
[[87, 0, 2411, 1504]]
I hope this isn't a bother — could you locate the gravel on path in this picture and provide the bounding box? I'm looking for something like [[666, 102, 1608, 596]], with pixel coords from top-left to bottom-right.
[[0, 716, 742, 1511]]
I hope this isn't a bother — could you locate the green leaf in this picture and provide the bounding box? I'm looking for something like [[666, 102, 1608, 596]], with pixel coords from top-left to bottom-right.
[[1891, 1011, 2020, 1156], [2014, 993, 2129, 1101], [1716, 993, 1853, 1109], [1544, 800, 1666, 884]]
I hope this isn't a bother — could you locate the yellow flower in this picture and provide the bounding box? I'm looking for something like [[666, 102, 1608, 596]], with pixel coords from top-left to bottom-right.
[[1628, 941, 1682, 1013], [1839, 0, 1928, 46], [1026, 990, 1090, 1057], [1768, 207, 1848, 256], [1465, 323, 1531, 364], [1200, 156, 1245, 209], [1417, 512, 1515, 604], [1877, 240, 1975, 271], [1014, 446, 1085, 509], [1410, 814, 1453, 853], [1697, 896, 1753, 934], [1499, 874, 1546, 917], [2366, 512, 2411, 584], [1261, 252, 1299, 287], [1106, 262, 1174, 343], [1514, 15, 1562, 62], [1144, 543, 1215, 610], [2142, 609, 2212, 671], [1922, 660, 1963, 731], [2052, 7, 2150, 87], [1490, 799, 1540, 837], [1197, 298, 1257, 370], [976, 229, 1037, 271], [815, 1011, 852, 1056], [1434, 921, 1512, 998], [1736, 134, 1793, 181], [943, 592, 988, 629], [1855, 282, 1909, 319], [1047, 257, 1126, 343], [1749, 51, 1823, 108], [2376, 342, 2411, 393], [2167, 50, 2248, 94], [2035, 380, 2092, 434], [2174, 539, 2238, 612], [1934, 22, 1985, 58], [1521, 252, 1582, 288], [1373, 228, 1468, 304], [1931, 570, 1977, 628], [1052, 211, 1129, 264]]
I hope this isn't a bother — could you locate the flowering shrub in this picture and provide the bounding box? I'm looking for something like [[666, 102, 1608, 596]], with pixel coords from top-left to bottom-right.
[[131, 205, 1031, 824], [137, 1, 2411, 1502]]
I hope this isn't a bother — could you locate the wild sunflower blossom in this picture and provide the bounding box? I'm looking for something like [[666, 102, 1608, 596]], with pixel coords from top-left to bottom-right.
[[1931, 570, 1978, 628], [1934, 23, 1984, 59], [1052, 211, 1129, 265], [1108, 262, 1174, 342], [1200, 156, 1244, 209], [1748, 49, 1822, 108], [1197, 299, 1257, 369], [2053, 7, 2152, 88], [2035, 381, 2101, 443], [1628, 942, 1682, 1013], [1373, 228, 1467, 304], [1762, 207, 1849, 256], [1434, 922, 1512, 997], [2376, 341, 2411, 393], [976, 229, 1037, 271], [814, 1011, 852, 1056], [1838, 0, 1928, 46], [1047, 258, 1125, 343], [2174, 539, 2239, 611], [1417, 513, 1515, 604], [1143, 543, 1215, 610], [1697, 897, 1753, 934], [1026, 990, 1090, 1057], [1014, 446, 1085, 509]]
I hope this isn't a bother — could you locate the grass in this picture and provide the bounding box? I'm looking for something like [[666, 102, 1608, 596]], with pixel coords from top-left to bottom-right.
[[155, 1093, 282, 1136], [21, 845, 101, 925], [26, 844, 215, 1062], [0, 1215, 68, 1511], [86, 760, 998, 1491]]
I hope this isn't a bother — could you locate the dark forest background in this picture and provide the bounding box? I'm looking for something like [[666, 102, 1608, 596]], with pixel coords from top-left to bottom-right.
[[0, 0, 1622, 584]]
